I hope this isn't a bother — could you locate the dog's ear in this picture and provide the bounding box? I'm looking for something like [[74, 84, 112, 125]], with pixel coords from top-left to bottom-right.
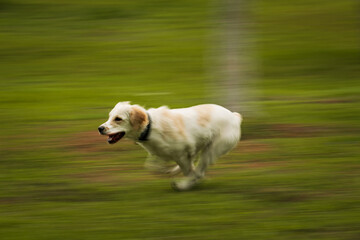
[[130, 106, 147, 131]]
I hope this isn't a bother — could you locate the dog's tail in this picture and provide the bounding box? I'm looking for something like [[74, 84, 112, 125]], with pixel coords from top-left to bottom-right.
[[233, 112, 243, 124], [233, 112, 243, 141]]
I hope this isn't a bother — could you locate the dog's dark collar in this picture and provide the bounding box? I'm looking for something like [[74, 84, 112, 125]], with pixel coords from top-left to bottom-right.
[[138, 112, 151, 141]]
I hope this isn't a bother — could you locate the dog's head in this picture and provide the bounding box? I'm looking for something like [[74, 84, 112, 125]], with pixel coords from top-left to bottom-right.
[[98, 102, 149, 144]]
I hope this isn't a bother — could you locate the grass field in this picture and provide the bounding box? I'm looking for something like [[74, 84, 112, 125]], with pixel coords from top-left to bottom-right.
[[1, 0, 359, 239]]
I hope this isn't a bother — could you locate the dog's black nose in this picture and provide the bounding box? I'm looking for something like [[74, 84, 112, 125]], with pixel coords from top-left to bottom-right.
[[98, 126, 105, 134]]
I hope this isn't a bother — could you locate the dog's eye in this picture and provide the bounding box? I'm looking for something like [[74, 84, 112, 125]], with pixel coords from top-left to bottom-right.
[[114, 117, 122, 122]]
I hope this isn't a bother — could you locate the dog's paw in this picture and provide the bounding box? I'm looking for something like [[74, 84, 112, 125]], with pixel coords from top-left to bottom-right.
[[171, 178, 197, 191], [171, 181, 182, 191]]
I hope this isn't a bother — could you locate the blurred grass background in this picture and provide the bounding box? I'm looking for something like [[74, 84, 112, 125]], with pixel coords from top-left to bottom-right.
[[0, 0, 359, 239]]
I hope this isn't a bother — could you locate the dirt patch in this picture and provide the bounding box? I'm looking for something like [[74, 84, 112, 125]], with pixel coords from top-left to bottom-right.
[[244, 123, 339, 140], [235, 140, 273, 154], [68, 171, 121, 184], [270, 124, 331, 138], [0, 197, 23, 205], [253, 187, 313, 202], [65, 131, 138, 153], [67, 168, 161, 185]]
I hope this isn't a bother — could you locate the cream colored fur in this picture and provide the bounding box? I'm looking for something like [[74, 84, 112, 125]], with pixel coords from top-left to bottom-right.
[[99, 102, 242, 191]]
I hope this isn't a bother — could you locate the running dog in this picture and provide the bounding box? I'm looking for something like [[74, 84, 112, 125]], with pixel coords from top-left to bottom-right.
[[98, 102, 242, 191]]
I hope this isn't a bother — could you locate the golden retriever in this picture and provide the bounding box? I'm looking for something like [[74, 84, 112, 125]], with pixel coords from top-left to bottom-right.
[[99, 102, 242, 191]]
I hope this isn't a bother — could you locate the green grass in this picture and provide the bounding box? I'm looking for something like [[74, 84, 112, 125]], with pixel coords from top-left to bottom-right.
[[1, 0, 359, 239]]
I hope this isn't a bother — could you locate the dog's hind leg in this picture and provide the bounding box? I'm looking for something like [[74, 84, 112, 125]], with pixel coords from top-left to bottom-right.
[[195, 133, 238, 180]]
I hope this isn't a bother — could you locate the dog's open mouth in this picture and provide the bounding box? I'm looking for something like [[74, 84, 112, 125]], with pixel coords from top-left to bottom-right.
[[107, 132, 125, 144]]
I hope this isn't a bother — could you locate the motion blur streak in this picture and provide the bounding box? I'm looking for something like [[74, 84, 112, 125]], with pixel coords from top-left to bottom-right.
[[0, 0, 359, 239]]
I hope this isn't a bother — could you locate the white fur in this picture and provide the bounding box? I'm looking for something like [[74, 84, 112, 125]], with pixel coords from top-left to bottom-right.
[[99, 102, 242, 191]]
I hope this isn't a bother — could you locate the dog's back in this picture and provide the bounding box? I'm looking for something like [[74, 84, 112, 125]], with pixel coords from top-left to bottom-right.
[[146, 104, 241, 160]]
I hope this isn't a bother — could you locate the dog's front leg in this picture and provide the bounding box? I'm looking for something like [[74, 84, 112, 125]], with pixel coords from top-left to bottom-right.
[[171, 156, 198, 191], [144, 155, 167, 173], [145, 155, 182, 176]]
